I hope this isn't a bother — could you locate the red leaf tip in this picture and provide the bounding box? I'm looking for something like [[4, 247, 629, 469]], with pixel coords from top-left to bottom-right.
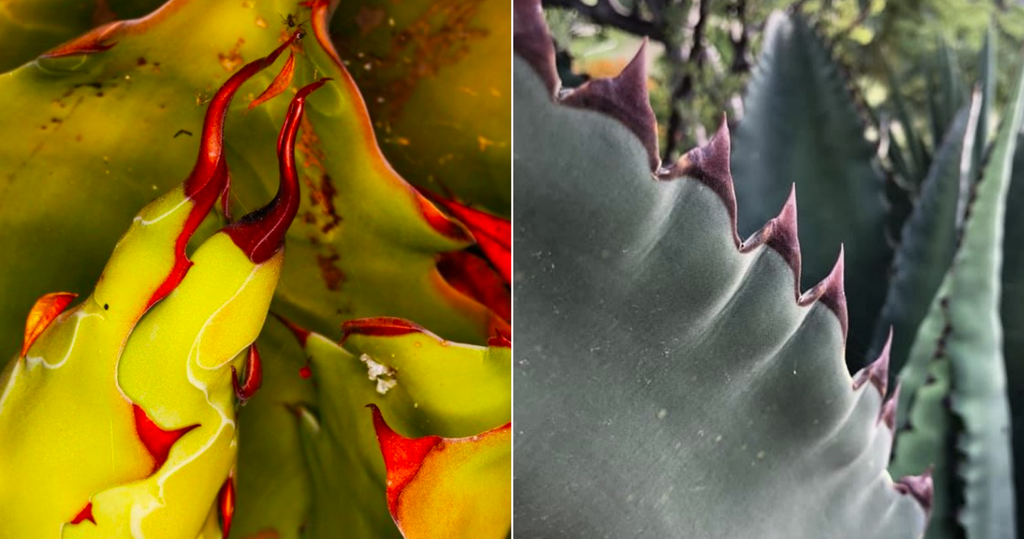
[[273, 312, 311, 348], [341, 317, 430, 344], [70, 502, 95, 525], [225, 78, 331, 263], [132, 404, 199, 472], [489, 329, 512, 348], [22, 292, 77, 358], [231, 345, 263, 404], [425, 192, 511, 285], [218, 476, 236, 539], [148, 34, 304, 309], [370, 405, 443, 514]]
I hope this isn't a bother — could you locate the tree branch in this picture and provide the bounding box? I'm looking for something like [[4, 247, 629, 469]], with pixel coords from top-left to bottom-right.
[[543, 0, 667, 42], [663, 0, 710, 160]]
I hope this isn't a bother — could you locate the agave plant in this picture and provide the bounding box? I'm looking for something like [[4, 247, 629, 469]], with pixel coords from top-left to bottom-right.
[[514, 0, 1023, 537], [0, 0, 509, 538]]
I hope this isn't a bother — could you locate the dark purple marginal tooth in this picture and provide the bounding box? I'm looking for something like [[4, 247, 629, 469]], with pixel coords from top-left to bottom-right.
[[798, 247, 849, 339], [895, 468, 934, 514], [513, 0, 559, 97], [853, 327, 892, 395], [657, 116, 739, 246], [559, 40, 661, 173], [879, 384, 900, 431], [741, 185, 801, 295]]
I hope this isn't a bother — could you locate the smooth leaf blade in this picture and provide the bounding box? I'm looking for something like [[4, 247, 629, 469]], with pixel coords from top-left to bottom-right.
[[894, 52, 1024, 539], [1003, 126, 1024, 528], [869, 102, 975, 378]]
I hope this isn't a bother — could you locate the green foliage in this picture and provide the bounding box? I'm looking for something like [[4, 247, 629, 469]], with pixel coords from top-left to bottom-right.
[[891, 58, 1024, 537], [522, 2, 1024, 536], [513, 7, 929, 536], [731, 12, 888, 367]]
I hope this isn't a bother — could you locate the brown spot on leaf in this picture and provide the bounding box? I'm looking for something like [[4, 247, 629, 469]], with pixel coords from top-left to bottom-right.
[[316, 248, 345, 290], [340, 0, 488, 120], [296, 117, 342, 233], [218, 38, 246, 72]]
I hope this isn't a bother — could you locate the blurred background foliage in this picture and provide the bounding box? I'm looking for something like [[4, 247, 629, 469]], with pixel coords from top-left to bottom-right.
[[543, 0, 1024, 161]]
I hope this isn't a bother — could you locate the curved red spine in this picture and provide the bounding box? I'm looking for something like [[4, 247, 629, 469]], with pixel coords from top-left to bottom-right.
[[231, 345, 264, 403], [146, 31, 304, 308], [224, 79, 331, 263]]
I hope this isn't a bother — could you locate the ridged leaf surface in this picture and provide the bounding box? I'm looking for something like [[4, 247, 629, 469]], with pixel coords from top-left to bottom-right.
[[513, 41, 927, 537], [731, 12, 888, 367]]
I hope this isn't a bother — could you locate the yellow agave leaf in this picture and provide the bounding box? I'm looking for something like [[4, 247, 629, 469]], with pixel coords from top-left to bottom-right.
[[372, 406, 511, 539], [0, 37, 324, 538], [332, 0, 511, 214], [270, 316, 510, 538]]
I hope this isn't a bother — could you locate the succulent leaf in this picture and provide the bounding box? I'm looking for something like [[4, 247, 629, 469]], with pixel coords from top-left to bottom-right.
[[892, 54, 1024, 539], [0, 41, 319, 537], [927, 38, 969, 156], [869, 101, 976, 379], [971, 23, 997, 186], [0, 3, 509, 534], [883, 61, 929, 190], [371, 406, 511, 539], [512, 4, 928, 536], [730, 12, 889, 368], [426, 192, 511, 284], [1001, 86, 1024, 534], [331, 0, 511, 214], [274, 316, 510, 538], [0, 0, 497, 372], [0, 0, 166, 73]]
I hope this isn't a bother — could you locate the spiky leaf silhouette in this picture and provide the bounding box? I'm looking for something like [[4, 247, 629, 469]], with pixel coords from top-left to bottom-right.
[[513, 3, 929, 537]]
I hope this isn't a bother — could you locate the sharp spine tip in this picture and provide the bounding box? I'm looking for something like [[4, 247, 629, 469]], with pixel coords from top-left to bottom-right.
[[895, 467, 933, 513], [273, 312, 311, 348], [743, 187, 801, 285], [513, 0, 560, 97], [224, 79, 330, 263], [340, 317, 428, 344], [799, 247, 848, 337], [218, 475, 236, 539], [657, 118, 738, 241], [558, 41, 660, 172], [231, 345, 263, 403], [855, 327, 891, 395]]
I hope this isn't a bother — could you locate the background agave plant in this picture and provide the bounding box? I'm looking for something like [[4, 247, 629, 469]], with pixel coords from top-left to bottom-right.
[[515, 0, 1024, 536], [0, 0, 509, 538]]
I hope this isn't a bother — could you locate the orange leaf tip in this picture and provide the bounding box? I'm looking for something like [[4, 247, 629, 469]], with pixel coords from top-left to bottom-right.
[[22, 292, 77, 358]]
